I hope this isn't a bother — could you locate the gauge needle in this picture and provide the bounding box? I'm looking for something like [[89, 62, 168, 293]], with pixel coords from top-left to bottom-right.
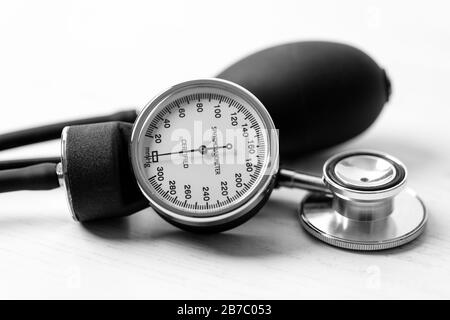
[[157, 143, 233, 157]]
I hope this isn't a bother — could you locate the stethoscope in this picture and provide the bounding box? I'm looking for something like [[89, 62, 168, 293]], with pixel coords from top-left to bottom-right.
[[279, 151, 426, 250], [0, 79, 427, 251]]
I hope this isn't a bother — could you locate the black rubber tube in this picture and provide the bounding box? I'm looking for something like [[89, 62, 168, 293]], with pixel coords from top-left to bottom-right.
[[0, 157, 60, 170], [0, 111, 137, 193], [0, 163, 60, 193], [0, 110, 137, 151]]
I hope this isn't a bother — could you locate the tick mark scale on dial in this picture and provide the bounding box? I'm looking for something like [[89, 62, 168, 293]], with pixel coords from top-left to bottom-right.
[[145, 126, 153, 137], [138, 87, 271, 217]]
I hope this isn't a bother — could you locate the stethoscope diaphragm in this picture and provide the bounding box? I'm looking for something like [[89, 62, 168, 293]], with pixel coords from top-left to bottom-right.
[[298, 151, 427, 250]]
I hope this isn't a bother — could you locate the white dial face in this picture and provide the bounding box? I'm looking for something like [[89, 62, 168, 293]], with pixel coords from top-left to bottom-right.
[[132, 80, 276, 218]]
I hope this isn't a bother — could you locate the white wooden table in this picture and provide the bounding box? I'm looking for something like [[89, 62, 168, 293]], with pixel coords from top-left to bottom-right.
[[0, 1, 449, 299]]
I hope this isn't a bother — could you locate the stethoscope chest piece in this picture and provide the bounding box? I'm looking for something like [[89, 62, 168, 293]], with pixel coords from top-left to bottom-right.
[[299, 151, 427, 251]]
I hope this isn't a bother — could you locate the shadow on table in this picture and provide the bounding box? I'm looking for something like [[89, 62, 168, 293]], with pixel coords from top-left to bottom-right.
[[80, 195, 428, 258], [80, 196, 306, 258]]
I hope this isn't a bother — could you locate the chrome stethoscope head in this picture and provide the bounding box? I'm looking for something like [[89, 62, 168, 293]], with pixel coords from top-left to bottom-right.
[[298, 150, 427, 251]]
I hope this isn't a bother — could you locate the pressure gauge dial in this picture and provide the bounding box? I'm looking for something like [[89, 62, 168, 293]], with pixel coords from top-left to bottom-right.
[[131, 79, 279, 231]]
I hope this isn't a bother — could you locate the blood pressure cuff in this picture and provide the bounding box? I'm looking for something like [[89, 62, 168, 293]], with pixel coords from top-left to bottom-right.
[[61, 121, 149, 222]]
